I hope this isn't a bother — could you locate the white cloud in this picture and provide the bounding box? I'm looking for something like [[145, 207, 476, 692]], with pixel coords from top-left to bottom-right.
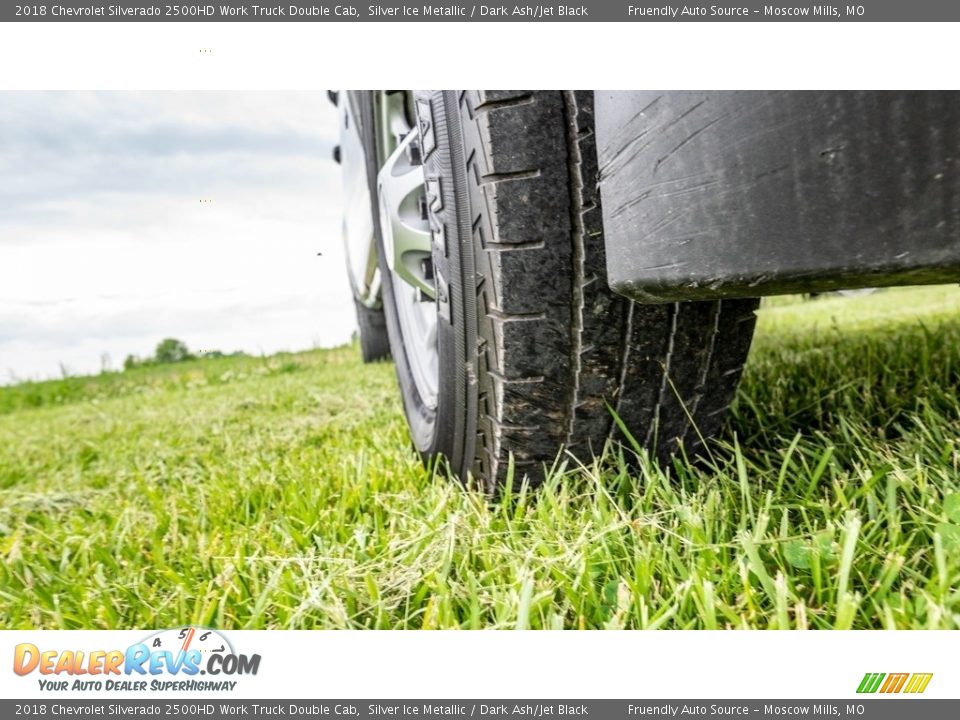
[[0, 91, 357, 382]]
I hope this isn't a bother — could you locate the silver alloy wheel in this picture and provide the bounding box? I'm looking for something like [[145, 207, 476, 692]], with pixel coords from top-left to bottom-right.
[[375, 92, 439, 411]]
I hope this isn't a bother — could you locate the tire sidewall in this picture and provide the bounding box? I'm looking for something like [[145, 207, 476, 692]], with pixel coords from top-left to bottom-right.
[[377, 91, 476, 477]]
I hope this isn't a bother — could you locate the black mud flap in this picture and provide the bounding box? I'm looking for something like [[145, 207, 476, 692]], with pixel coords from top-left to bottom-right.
[[595, 91, 960, 302]]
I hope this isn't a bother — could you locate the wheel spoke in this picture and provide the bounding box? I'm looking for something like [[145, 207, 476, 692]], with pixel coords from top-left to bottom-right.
[[377, 129, 435, 300], [376, 92, 440, 411]]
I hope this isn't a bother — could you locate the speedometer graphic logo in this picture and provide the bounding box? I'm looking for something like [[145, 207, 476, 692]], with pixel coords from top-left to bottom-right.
[[142, 626, 235, 661]]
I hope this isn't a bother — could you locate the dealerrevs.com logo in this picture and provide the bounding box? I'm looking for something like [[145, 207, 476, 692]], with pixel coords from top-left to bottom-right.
[[13, 627, 261, 693]]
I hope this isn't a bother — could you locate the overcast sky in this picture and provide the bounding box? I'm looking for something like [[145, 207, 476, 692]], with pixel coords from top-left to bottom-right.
[[0, 91, 354, 383]]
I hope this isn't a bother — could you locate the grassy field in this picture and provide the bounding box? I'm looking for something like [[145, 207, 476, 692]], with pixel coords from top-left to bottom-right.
[[2, 286, 960, 630]]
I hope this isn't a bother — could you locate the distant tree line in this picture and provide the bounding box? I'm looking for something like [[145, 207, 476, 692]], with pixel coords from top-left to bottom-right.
[[124, 338, 243, 370]]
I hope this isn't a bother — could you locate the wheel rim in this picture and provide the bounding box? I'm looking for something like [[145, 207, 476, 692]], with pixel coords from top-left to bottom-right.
[[376, 92, 439, 412]]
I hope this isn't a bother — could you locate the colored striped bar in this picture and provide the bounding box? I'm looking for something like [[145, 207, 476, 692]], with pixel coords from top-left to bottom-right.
[[904, 673, 934, 694], [880, 673, 907, 693], [857, 673, 885, 693]]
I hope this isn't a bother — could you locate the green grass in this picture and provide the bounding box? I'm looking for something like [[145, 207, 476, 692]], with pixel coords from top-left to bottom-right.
[[2, 285, 960, 629]]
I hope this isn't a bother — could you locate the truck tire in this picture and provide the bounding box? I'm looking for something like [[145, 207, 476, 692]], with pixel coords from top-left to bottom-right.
[[380, 90, 758, 492], [354, 299, 391, 363]]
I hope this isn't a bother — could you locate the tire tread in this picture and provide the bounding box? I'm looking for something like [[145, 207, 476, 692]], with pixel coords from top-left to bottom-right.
[[457, 90, 758, 489]]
